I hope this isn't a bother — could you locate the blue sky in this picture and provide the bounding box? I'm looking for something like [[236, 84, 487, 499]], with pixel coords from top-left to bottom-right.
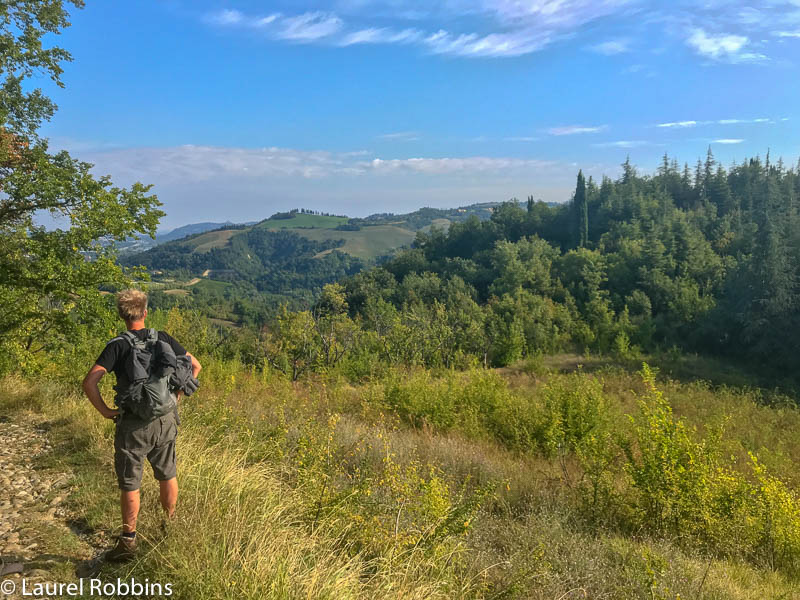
[[39, 0, 800, 229]]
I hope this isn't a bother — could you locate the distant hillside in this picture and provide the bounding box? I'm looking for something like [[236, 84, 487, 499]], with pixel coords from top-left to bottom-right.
[[256, 213, 348, 230], [351, 203, 499, 231], [115, 221, 255, 254], [159, 221, 245, 242], [124, 227, 365, 311], [129, 200, 538, 259], [121, 201, 547, 313]]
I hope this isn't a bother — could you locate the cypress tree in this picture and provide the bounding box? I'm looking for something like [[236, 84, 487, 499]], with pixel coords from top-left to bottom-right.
[[574, 170, 588, 247]]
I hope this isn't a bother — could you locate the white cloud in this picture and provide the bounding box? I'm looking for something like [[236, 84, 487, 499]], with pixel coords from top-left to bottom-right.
[[340, 28, 389, 45], [477, 0, 634, 29], [718, 117, 771, 124], [83, 144, 560, 182], [713, 138, 745, 144], [206, 9, 244, 26], [202, 1, 634, 59], [589, 39, 631, 55], [548, 125, 608, 135], [388, 28, 424, 43], [656, 117, 774, 128], [203, 2, 800, 62], [366, 156, 555, 174], [687, 29, 746, 58], [505, 136, 540, 142], [686, 28, 767, 62], [254, 15, 279, 27], [422, 28, 554, 57], [657, 120, 699, 128], [378, 131, 420, 141], [92, 145, 353, 181], [594, 140, 651, 148], [278, 12, 344, 41]]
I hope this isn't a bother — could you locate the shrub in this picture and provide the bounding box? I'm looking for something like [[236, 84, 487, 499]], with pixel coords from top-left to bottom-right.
[[623, 364, 721, 538], [621, 364, 800, 575]]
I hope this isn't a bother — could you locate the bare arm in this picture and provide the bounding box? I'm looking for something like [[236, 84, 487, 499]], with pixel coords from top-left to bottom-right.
[[82, 365, 120, 420], [186, 352, 202, 378]]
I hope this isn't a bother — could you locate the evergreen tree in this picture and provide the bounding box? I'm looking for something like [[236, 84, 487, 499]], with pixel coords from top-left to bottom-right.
[[574, 170, 588, 248]]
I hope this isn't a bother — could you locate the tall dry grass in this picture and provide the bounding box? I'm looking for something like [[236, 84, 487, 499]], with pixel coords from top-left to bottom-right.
[[3, 358, 800, 599]]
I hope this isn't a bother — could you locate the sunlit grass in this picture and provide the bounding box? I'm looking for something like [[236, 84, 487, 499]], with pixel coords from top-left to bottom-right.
[[3, 360, 800, 599]]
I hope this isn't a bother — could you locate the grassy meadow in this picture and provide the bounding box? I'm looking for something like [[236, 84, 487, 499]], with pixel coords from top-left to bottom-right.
[[3, 346, 800, 599]]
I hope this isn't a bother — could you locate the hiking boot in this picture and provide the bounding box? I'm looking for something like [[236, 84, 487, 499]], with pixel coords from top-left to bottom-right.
[[106, 535, 137, 562]]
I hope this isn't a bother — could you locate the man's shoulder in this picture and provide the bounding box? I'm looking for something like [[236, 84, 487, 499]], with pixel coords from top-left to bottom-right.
[[95, 335, 130, 373], [156, 331, 188, 356], [104, 334, 129, 348], [156, 330, 176, 343]]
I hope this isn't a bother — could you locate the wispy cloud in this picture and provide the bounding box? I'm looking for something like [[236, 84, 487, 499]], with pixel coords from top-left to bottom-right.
[[366, 156, 556, 175], [203, 2, 800, 64], [548, 125, 609, 135], [422, 28, 554, 57], [378, 131, 420, 141], [253, 15, 279, 27], [594, 140, 652, 148], [277, 12, 343, 41], [656, 117, 774, 128], [713, 138, 745, 144], [339, 27, 422, 46], [83, 144, 560, 182], [657, 120, 698, 128], [205, 9, 244, 26], [589, 39, 631, 55], [718, 117, 770, 124], [686, 28, 767, 63], [203, 1, 634, 59], [505, 136, 540, 142]]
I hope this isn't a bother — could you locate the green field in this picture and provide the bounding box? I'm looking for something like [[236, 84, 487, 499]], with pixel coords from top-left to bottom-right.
[[190, 278, 233, 293], [298, 225, 416, 260], [170, 217, 415, 261], [186, 228, 247, 253], [256, 213, 348, 230], [419, 218, 452, 233]]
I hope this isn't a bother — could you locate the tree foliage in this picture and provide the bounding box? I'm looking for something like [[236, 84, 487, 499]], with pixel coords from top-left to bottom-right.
[[0, 0, 163, 372], [338, 151, 800, 371]]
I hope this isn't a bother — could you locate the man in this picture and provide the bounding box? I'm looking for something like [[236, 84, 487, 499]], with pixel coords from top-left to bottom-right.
[[82, 289, 201, 561]]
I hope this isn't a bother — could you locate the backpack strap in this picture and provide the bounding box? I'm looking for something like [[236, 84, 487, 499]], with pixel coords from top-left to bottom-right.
[[146, 328, 159, 345], [118, 330, 148, 350]]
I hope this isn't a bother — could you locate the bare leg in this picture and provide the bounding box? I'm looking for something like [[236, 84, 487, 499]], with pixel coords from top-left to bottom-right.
[[159, 477, 178, 518], [121, 490, 140, 533]]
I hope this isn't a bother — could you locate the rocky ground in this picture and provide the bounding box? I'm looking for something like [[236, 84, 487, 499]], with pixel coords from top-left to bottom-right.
[[0, 415, 106, 597]]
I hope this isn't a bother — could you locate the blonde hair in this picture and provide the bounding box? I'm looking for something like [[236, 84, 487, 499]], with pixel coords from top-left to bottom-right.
[[117, 289, 148, 322]]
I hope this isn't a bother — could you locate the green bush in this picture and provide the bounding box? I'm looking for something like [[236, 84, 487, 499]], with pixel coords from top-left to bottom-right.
[[620, 364, 800, 574]]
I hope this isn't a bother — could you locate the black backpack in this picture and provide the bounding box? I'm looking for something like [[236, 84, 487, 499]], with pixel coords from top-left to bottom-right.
[[114, 329, 178, 421]]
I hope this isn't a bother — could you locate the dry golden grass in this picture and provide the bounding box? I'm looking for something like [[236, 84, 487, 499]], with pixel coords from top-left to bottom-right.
[[3, 361, 800, 599]]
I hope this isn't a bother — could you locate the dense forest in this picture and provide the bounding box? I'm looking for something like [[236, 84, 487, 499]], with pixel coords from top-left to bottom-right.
[[336, 152, 799, 372], [125, 150, 800, 380]]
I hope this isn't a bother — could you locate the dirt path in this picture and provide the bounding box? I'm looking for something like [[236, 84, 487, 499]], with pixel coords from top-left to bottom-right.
[[0, 416, 106, 596]]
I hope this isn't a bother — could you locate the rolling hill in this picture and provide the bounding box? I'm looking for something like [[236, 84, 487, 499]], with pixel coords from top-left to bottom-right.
[[131, 201, 534, 262], [122, 201, 549, 313]]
